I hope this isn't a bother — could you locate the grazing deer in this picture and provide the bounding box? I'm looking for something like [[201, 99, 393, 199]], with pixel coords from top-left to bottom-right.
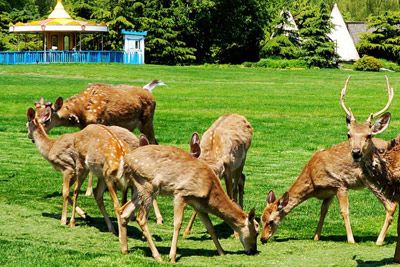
[[339, 76, 400, 262], [34, 80, 164, 145], [118, 137, 259, 262], [34, 80, 165, 220], [26, 108, 158, 253], [183, 114, 253, 237], [260, 77, 397, 246]]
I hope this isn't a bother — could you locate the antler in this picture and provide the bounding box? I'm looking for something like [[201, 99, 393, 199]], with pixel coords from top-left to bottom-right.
[[339, 76, 355, 121], [367, 75, 394, 123]]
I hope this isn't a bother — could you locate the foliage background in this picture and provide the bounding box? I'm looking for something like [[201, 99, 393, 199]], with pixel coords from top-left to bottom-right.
[[1, 0, 400, 65]]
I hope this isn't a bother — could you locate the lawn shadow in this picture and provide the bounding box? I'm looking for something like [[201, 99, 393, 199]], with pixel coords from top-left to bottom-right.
[[132, 245, 244, 262], [355, 257, 395, 267], [43, 190, 91, 199], [41, 212, 160, 240], [184, 221, 233, 241], [273, 235, 396, 245], [43, 191, 62, 199]]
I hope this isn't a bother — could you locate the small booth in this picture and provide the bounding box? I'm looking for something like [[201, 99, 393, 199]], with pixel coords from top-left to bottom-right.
[[122, 30, 147, 64]]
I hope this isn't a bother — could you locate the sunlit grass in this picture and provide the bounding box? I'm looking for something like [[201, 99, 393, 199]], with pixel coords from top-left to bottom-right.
[[0, 64, 400, 266]]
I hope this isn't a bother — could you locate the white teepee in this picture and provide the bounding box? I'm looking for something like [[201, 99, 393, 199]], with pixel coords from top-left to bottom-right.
[[328, 3, 360, 61]]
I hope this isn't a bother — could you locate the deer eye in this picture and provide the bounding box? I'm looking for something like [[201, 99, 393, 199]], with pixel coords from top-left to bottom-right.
[[347, 133, 351, 139]]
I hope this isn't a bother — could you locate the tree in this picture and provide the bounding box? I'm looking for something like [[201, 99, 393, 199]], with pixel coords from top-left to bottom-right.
[[357, 11, 400, 63], [292, 1, 337, 67]]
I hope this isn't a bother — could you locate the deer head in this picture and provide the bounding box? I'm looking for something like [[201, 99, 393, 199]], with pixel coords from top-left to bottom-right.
[[340, 76, 393, 162], [34, 96, 64, 132], [240, 208, 259, 255], [26, 107, 42, 143], [260, 190, 289, 244]]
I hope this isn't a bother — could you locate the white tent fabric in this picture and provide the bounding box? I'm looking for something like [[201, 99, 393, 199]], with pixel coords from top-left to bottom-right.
[[328, 3, 360, 61], [280, 10, 298, 33]]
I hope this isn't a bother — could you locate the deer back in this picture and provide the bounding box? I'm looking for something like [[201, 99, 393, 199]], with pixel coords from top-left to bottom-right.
[[124, 145, 216, 198], [199, 114, 253, 174], [75, 124, 128, 180]]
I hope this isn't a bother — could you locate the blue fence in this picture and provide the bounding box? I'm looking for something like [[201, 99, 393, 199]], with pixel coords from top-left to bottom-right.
[[0, 51, 130, 64]]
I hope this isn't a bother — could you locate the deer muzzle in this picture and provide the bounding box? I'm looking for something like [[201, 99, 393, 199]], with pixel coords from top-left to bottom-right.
[[351, 148, 362, 161]]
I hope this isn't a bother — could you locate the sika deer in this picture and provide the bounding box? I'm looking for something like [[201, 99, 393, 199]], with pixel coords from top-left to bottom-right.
[[184, 114, 253, 237], [118, 137, 259, 262], [260, 77, 397, 245], [26, 108, 151, 253], [34, 80, 164, 144], [340, 76, 400, 262], [34, 80, 165, 223]]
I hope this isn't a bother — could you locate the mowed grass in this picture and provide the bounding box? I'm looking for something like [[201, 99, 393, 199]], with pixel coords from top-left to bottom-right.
[[0, 64, 400, 266]]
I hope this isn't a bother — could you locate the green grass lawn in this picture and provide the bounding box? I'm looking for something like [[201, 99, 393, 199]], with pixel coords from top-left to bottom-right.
[[1, 64, 400, 266]]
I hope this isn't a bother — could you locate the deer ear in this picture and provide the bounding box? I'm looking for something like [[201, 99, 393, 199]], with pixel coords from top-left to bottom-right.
[[278, 192, 289, 210], [248, 207, 256, 221], [266, 190, 276, 204], [372, 112, 391, 135], [53, 97, 63, 112], [190, 132, 201, 158], [27, 108, 35, 121], [139, 134, 150, 146]]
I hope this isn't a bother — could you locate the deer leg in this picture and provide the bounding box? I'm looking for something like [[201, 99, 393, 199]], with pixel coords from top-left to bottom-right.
[[394, 211, 400, 263], [336, 190, 355, 243], [70, 170, 88, 227], [169, 196, 186, 262], [238, 173, 246, 209], [136, 203, 162, 262], [183, 210, 197, 238], [197, 212, 225, 256], [94, 178, 116, 234], [313, 196, 334, 241], [152, 199, 163, 225], [376, 202, 397, 245], [67, 198, 87, 219], [105, 180, 128, 254], [85, 172, 94, 196], [61, 170, 74, 225], [224, 172, 233, 200]]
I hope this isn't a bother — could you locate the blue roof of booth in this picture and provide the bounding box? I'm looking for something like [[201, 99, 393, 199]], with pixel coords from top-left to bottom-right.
[[121, 30, 147, 36]]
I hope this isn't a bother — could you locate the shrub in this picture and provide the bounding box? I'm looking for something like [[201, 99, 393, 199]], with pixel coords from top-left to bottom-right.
[[380, 59, 400, 72], [354, 56, 383, 72], [243, 58, 307, 69], [260, 35, 302, 59]]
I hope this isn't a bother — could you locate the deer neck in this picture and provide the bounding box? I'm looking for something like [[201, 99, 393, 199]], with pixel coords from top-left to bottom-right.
[[206, 180, 247, 232], [32, 120, 55, 158], [280, 170, 316, 217], [359, 145, 398, 201]]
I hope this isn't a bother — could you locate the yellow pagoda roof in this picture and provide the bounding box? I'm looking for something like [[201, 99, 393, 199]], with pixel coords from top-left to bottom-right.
[[9, 0, 107, 33], [48, 0, 71, 19]]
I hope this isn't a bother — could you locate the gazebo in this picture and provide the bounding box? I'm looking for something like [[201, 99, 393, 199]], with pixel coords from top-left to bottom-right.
[[1, 1, 146, 64]]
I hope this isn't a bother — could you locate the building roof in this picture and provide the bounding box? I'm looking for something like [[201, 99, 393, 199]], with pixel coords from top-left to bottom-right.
[[328, 3, 359, 61], [9, 0, 108, 33]]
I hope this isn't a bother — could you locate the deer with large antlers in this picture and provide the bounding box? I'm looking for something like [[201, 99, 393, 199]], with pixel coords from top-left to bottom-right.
[[260, 76, 397, 246], [183, 114, 253, 237], [26, 108, 157, 253], [118, 137, 259, 262], [340, 76, 400, 262]]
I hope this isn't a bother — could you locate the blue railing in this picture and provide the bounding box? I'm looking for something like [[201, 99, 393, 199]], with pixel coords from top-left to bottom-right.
[[0, 50, 143, 64]]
